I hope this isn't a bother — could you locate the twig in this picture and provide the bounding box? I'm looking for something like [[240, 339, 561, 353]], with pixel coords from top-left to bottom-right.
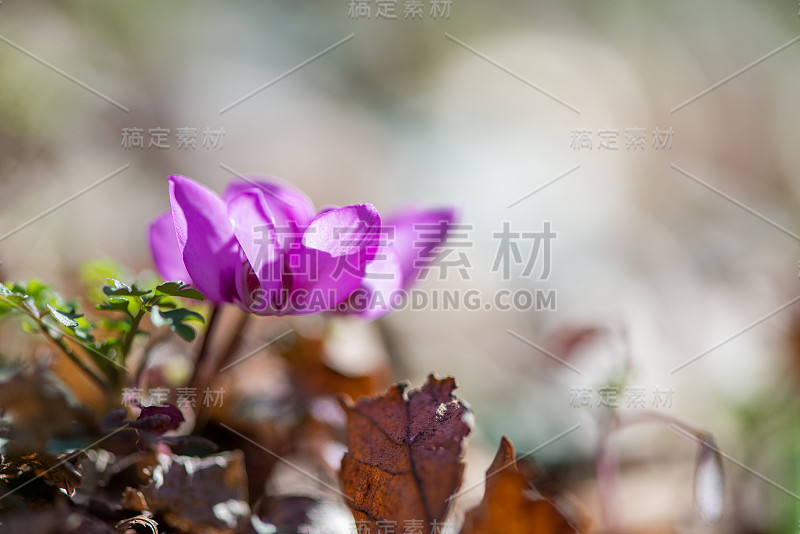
[[120, 308, 146, 361], [209, 310, 250, 377], [192, 310, 250, 432], [188, 304, 219, 390]]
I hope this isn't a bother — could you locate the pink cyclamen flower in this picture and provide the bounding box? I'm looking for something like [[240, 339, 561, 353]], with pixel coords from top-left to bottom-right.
[[149, 175, 456, 318], [149, 175, 380, 315]]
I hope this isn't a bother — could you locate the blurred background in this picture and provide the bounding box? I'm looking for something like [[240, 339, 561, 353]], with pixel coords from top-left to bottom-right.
[[1, 0, 800, 531]]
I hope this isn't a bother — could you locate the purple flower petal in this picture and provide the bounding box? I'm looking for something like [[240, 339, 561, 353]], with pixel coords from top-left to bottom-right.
[[285, 204, 381, 314], [223, 177, 315, 248], [385, 207, 457, 288], [228, 191, 284, 314], [169, 175, 240, 303], [341, 245, 403, 320], [148, 211, 192, 284]]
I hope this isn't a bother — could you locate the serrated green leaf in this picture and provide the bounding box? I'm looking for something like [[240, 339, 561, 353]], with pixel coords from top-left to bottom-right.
[[0, 283, 26, 305], [160, 308, 205, 323], [103, 283, 151, 298], [107, 278, 130, 291], [150, 306, 203, 342], [47, 305, 79, 328], [172, 323, 196, 342], [0, 283, 14, 297], [155, 281, 205, 301]]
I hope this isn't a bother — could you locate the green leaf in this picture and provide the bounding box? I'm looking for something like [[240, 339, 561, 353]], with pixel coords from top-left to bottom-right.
[[150, 306, 204, 326], [69, 318, 96, 342], [46, 305, 79, 328], [150, 306, 204, 342], [108, 278, 130, 291], [103, 287, 151, 298], [0, 283, 16, 298], [155, 281, 205, 301], [97, 298, 134, 317], [0, 283, 26, 306], [172, 323, 197, 342], [162, 308, 205, 323], [103, 279, 151, 298]]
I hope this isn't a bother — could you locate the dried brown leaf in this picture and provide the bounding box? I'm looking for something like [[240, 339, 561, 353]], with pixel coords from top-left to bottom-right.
[[460, 437, 582, 534], [340, 375, 472, 533]]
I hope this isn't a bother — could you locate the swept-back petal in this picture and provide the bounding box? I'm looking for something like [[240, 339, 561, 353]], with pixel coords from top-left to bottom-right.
[[148, 211, 192, 284], [385, 207, 457, 288], [339, 245, 403, 320], [169, 175, 240, 303]]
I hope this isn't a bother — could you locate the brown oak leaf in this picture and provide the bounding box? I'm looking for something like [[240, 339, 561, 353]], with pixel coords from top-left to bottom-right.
[[340, 375, 472, 534], [460, 437, 582, 534]]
